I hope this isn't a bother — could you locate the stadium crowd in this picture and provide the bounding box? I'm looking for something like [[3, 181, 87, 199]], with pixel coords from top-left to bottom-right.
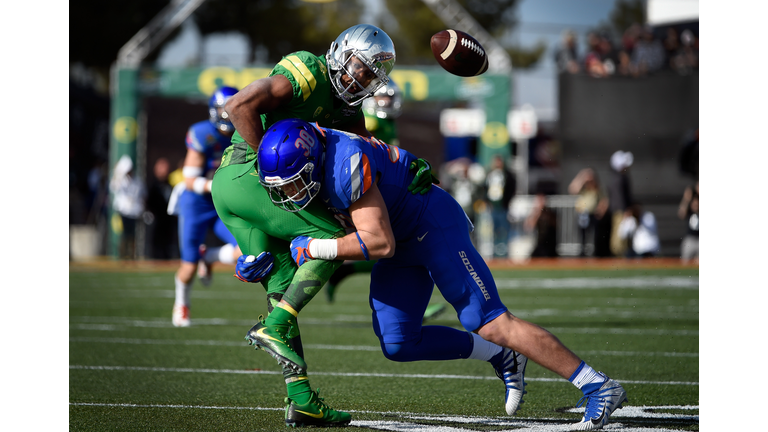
[[555, 23, 698, 78]]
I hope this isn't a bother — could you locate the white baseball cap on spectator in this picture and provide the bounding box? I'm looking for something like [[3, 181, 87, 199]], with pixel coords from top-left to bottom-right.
[[610, 150, 634, 172]]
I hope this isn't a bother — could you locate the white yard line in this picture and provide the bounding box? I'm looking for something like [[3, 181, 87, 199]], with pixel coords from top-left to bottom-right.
[[69, 316, 699, 336], [68, 365, 698, 386], [69, 401, 698, 431], [69, 336, 697, 357], [494, 276, 698, 289]]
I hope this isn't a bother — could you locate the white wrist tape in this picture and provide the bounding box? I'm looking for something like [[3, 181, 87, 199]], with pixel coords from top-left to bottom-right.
[[183, 166, 204, 177], [309, 239, 338, 260], [192, 177, 209, 194]]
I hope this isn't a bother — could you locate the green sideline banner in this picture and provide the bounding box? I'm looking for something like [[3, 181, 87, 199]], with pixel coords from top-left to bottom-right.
[[109, 65, 511, 257]]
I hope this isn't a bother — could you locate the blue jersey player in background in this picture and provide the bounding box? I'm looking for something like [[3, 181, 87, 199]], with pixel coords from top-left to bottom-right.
[[256, 119, 628, 430], [168, 86, 242, 327]]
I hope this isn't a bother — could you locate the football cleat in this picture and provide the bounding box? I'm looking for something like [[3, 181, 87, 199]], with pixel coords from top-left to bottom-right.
[[571, 375, 628, 430], [172, 305, 191, 327], [494, 348, 528, 415], [284, 389, 351, 428], [422, 303, 447, 322], [245, 321, 307, 373]]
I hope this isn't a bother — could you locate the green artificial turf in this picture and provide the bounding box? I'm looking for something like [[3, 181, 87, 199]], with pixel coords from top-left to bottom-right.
[[70, 265, 699, 431]]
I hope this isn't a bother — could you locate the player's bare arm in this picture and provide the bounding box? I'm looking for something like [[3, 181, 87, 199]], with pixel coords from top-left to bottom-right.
[[336, 180, 395, 260], [224, 75, 293, 152]]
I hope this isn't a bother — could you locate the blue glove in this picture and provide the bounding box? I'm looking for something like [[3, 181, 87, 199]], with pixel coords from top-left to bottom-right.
[[234, 252, 274, 283], [408, 158, 440, 195], [290, 236, 315, 267]]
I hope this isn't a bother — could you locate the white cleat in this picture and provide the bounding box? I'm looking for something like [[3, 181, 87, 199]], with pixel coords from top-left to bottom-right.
[[172, 305, 191, 327], [494, 348, 528, 415], [571, 375, 628, 430]]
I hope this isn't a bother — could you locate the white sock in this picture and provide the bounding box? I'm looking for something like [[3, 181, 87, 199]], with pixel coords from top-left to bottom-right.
[[467, 333, 503, 361], [571, 364, 606, 390], [174, 275, 192, 307]]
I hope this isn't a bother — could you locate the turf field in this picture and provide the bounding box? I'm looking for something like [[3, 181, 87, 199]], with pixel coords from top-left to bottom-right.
[[69, 261, 699, 431]]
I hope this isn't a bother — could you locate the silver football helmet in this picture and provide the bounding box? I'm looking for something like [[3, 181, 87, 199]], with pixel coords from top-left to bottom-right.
[[363, 81, 402, 119], [326, 24, 396, 106]]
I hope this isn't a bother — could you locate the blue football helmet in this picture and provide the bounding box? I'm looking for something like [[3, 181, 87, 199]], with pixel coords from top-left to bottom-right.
[[208, 86, 238, 135], [257, 119, 325, 212]]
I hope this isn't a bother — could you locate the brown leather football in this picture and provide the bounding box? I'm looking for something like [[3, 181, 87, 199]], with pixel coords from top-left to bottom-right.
[[430, 29, 489, 77]]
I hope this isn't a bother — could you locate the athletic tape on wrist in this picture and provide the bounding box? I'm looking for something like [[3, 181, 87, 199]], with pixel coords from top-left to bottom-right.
[[308, 238, 337, 260], [355, 232, 370, 261], [183, 166, 204, 177]]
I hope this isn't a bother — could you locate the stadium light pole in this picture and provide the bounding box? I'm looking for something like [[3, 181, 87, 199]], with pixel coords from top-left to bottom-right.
[[108, 0, 208, 259]]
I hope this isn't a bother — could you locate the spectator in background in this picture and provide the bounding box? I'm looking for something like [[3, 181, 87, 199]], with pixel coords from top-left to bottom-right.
[[630, 25, 665, 76], [524, 188, 558, 258], [583, 31, 620, 78], [662, 27, 680, 70], [109, 155, 146, 260], [485, 155, 516, 258], [146, 157, 178, 260], [678, 181, 699, 264], [568, 168, 609, 257], [86, 158, 109, 226], [555, 29, 580, 74], [583, 31, 608, 78], [671, 29, 699, 75], [608, 150, 634, 257], [444, 158, 485, 245], [617, 203, 660, 258], [598, 32, 620, 76], [618, 23, 641, 76]]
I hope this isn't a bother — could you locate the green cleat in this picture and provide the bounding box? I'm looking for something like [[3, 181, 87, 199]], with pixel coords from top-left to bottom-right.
[[422, 303, 447, 322], [284, 389, 351, 428], [245, 321, 307, 373]]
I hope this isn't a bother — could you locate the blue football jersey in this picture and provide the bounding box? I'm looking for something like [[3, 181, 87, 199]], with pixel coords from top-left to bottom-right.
[[185, 120, 231, 174], [316, 126, 426, 240]]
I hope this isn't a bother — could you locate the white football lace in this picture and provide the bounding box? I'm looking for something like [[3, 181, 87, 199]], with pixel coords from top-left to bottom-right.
[[461, 38, 485, 56]]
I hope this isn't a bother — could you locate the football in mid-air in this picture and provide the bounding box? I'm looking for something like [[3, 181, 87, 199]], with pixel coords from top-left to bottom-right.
[[430, 29, 489, 77]]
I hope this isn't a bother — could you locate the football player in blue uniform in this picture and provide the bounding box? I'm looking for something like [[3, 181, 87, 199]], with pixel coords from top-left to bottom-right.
[[169, 86, 242, 327], [256, 119, 628, 430]]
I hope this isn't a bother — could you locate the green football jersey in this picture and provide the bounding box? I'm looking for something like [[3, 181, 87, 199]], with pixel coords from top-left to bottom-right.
[[229, 51, 364, 150]]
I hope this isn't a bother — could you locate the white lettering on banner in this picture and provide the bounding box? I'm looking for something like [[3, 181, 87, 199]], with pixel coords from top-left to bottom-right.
[[459, 251, 490, 300]]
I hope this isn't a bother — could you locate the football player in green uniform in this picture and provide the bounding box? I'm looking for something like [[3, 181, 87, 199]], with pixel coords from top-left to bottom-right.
[[212, 24, 437, 427]]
